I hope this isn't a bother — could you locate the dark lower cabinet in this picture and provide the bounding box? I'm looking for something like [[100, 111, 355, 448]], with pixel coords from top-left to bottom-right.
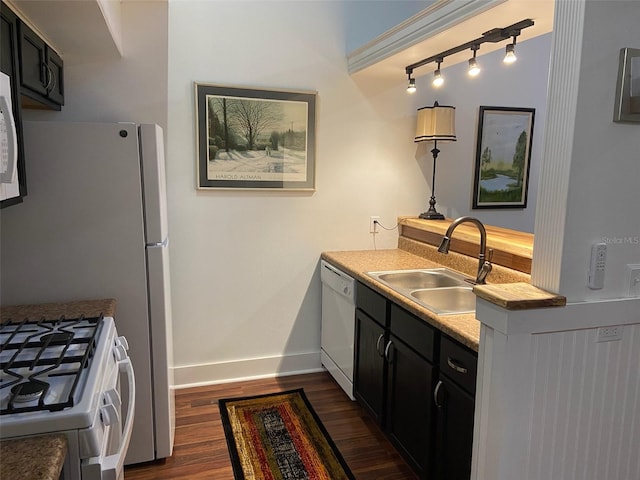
[[434, 375, 475, 480], [354, 309, 385, 423], [354, 281, 478, 480], [434, 335, 478, 480], [385, 333, 434, 477]]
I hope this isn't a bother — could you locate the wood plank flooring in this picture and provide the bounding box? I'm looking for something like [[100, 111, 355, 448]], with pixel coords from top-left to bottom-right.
[[124, 371, 418, 479]]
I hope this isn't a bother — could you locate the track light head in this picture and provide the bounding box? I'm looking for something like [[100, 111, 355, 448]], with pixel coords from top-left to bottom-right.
[[468, 45, 480, 77], [503, 43, 517, 64], [468, 58, 481, 77], [407, 75, 416, 93], [432, 60, 444, 87], [504, 35, 518, 64]]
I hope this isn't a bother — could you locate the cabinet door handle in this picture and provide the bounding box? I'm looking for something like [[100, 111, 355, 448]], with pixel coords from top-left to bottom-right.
[[447, 357, 468, 374], [434, 380, 443, 408], [42, 62, 53, 90], [375, 334, 385, 357], [384, 340, 394, 364]]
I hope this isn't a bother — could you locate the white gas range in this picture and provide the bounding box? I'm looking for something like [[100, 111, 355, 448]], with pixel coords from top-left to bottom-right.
[[0, 313, 135, 480]]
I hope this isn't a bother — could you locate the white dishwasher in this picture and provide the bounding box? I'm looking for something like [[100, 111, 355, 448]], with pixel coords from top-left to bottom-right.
[[320, 260, 356, 400]]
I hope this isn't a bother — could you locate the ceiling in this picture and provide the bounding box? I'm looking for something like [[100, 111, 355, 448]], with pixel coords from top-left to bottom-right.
[[349, 0, 555, 81]]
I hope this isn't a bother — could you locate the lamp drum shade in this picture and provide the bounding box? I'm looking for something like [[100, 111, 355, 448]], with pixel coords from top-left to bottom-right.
[[415, 103, 457, 143]]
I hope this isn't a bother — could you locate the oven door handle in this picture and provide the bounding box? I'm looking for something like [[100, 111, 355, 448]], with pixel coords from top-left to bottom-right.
[[101, 355, 136, 480]]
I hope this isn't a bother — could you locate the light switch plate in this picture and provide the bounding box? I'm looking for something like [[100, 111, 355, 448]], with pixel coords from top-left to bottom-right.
[[627, 264, 640, 297]]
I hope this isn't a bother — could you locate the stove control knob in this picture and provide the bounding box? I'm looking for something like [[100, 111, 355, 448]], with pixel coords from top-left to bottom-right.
[[116, 336, 130, 351], [114, 344, 127, 362], [100, 403, 119, 427], [113, 336, 131, 362]]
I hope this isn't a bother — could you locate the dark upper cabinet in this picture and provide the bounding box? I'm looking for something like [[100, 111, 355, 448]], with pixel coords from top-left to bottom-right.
[[18, 18, 64, 109], [1, 2, 27, 208]]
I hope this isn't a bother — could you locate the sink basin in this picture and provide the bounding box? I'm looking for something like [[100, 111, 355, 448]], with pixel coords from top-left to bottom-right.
[[376, 270, 464, 289], [365, 268, 476, 315], [410, 287, 476, 315], [367, 268, 470, 290]]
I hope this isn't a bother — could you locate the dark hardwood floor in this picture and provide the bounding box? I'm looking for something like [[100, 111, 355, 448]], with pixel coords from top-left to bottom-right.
[[124, 371, 418, 479]]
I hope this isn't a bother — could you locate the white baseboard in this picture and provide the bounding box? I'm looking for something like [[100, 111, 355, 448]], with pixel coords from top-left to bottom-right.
[[173, 351, 323, 389]]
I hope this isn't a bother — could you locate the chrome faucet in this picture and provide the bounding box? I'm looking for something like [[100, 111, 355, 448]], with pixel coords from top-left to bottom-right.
[[437, 216, 493, 284]]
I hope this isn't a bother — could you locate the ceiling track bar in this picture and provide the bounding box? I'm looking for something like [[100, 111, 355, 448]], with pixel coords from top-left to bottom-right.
[[405, 18, 534, 75]]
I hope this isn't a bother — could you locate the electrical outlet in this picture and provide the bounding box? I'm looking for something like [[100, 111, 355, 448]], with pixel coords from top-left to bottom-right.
[[369, 216, 380, 234], [627, 264, 640, 297], [597, 325, 623, 343]]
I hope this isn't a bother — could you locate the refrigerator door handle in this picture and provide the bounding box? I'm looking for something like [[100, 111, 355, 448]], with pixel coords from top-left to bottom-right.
[[146, 238, 169, 248]]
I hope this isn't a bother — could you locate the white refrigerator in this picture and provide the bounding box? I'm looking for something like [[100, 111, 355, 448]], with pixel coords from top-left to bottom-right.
[[0, 121, 175, 465]]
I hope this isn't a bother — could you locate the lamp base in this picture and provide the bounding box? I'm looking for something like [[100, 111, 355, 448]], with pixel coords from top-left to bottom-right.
[[419, 211, 445, 220]]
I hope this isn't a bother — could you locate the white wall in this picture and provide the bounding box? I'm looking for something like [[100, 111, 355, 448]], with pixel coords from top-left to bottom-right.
[[167, 0, 428, 385]]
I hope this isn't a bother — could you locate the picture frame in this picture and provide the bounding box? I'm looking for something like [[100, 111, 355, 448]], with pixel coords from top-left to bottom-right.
[[195, 83, 316, 191], [472, 106, 535, 209], [613, 47, 640, 123]]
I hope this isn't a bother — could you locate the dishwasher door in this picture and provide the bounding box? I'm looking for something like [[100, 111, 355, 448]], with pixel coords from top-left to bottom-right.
[[320, 260, 356, 400]]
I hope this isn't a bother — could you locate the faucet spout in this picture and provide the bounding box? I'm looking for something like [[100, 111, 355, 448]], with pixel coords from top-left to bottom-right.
[[437, 216, 492, 284]]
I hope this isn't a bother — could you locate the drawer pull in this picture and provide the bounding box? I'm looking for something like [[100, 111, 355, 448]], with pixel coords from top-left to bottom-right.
[[447, 357, 468, 374]]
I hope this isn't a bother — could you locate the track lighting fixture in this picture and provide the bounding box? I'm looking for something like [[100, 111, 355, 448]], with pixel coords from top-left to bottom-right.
[[468, 45, 481, 77], [407, 74, 416, 93], [503, 36, 517, 64], [404, 19, 533, 92], [432, 60, 444, 87]]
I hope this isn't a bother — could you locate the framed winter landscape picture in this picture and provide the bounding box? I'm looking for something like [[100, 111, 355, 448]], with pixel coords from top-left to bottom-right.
[[195, 83, 316, 191], [472, 106, 535, 209]]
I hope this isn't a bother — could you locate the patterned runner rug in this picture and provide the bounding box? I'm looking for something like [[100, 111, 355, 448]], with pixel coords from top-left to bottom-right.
[[218, 388, 355, 480]]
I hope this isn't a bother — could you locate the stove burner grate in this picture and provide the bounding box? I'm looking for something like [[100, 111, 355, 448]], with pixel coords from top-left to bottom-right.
[[0, 314, 104, 414]]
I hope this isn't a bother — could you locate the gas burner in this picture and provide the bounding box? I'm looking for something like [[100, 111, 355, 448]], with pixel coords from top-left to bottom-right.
[[11, 381, 47, 403], [40, 332, 74, 344]]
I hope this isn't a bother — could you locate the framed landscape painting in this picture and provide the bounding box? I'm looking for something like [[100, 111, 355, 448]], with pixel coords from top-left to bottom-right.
[[472, 106, 535, 209], [195, 83, 316, 191]]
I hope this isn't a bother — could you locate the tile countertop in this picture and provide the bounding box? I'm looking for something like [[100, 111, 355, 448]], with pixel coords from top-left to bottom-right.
[[321, 249, 482, 351], [0, 434, 67, 480]]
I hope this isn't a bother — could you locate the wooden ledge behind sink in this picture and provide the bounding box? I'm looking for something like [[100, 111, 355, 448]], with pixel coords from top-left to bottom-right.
[[399, 217, 534, 274]]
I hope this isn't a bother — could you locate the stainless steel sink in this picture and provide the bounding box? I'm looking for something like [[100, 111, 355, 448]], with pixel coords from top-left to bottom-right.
[[367, 268, 470, 290], [365, 268, 476, 315], [375, 270, 464, 289], [410, 287, 476, 315]]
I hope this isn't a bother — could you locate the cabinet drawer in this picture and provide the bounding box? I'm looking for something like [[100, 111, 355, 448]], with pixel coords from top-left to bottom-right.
[[389, 304, 435, 362], [356, 282, 387, 326], [439, 336, 477, 395]]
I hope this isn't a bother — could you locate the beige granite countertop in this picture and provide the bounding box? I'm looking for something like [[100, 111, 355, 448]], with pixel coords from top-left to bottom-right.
[[321, 249, 482, 351], [0, 298, 116, 321], [0, 434, 67, 480]]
